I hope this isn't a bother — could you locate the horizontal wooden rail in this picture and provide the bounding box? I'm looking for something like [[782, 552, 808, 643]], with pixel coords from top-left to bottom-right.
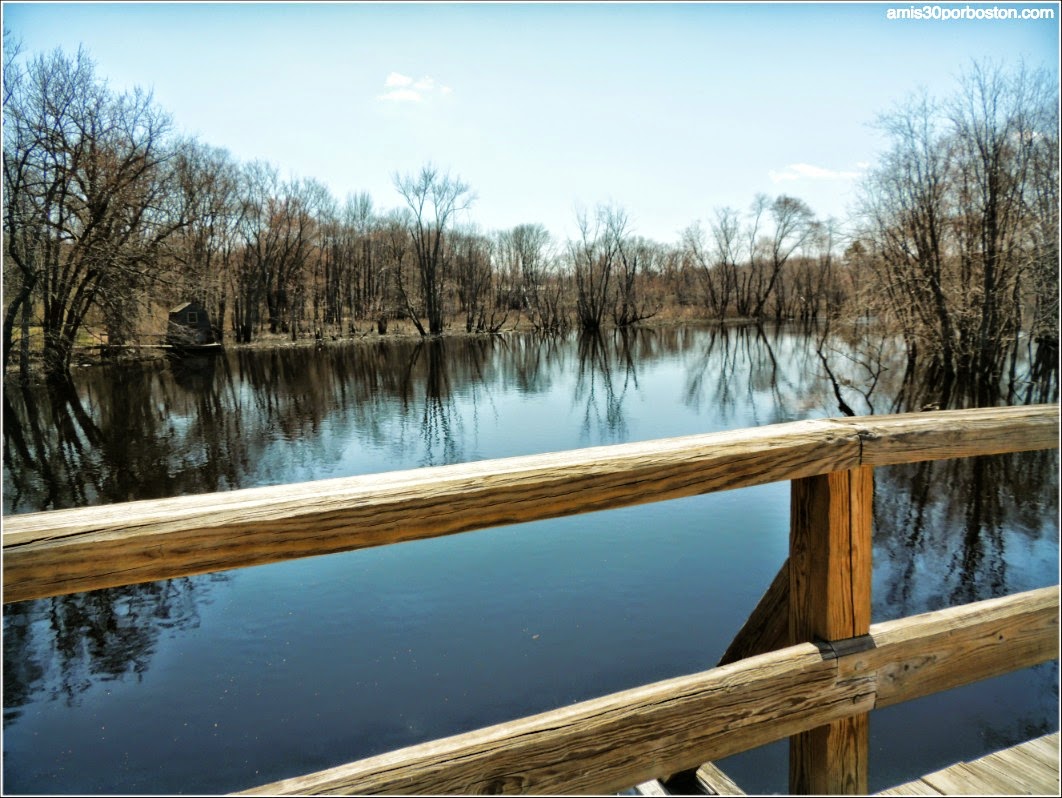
[[236, 586, 1059, 796], [3, 404, 1057, 604], [831, 406, 1060, 466]]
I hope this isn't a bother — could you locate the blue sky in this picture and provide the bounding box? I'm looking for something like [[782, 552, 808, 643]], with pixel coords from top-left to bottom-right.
[[3, 2, 1058, 243]]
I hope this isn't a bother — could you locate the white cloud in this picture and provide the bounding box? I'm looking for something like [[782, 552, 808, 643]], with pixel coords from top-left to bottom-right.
[[378, 72, 451, 103], [768, 162, 865, 183], [385, 72, 414, 88], [380, 88, 424, 103]]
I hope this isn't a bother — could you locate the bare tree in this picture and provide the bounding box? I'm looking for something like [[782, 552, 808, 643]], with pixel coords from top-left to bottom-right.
[[2, 46, 185, 378], [682, 207, 741, 318], [313, 192, 339, 336], [393, 164, 474, 335], [613, 235, 660, 327], [948, 61, 1054, 384], [796, 219, 843, 321], [681, 221, 717, 315], [378, 209, 419, 334], [860, 91, 957, 375], [737, 194, 769, 318], [165, 140, 242, 341], [1026, 93, 1059, 359], [316, 191, 377, 337], [349, 192, 379, 322], [497, 223, 567, 332], [571, 204, 625, 333], [858, 62, 1057, 391], [453, 227, 505, 333], [231, 164, 321, 342], [758, 195, 815, 320], [497, 223, 546, 309]]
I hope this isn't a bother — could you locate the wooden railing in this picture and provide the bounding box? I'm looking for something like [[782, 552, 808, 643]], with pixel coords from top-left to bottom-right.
[[3, 404, 1059, 794]]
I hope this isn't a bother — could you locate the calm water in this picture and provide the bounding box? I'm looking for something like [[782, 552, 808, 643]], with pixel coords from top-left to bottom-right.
[[3, 325, 1058, 794]]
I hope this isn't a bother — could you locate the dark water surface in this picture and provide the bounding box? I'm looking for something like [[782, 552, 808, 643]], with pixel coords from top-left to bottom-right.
[[3, 326, 1058, 794]]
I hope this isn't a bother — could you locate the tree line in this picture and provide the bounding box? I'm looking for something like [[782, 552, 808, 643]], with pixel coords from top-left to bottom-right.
[[852, 61, 1058, 399], [3, 38, 1057, 385]]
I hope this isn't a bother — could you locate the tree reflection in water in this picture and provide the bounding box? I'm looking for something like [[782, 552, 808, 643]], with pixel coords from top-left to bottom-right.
[[874, 449, 1059, 620], [4, 575, 225, 724], [1, 325, 1056, 792], [573, 331, 637, 443]]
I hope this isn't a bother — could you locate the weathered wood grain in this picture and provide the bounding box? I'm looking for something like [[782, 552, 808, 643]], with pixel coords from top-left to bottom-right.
[[861, 585, 1060, 708], [836, 403, 1059, 466], [236, 640, 873, 796], [235, 587, 1057, 796], [633, 779, 671, 795], [789, 467, 873, 643], [4, 405, 1056, 604], [789, 715, 869, 795], [694, 762, 747, 795], [972, 756, 1046, 793], [875, 780, 943, 795], [789, 467, 873, 794], [3, 418, 862, 603], [985, 738, 1059, 787], [932, 761, 1022, 794], [1020, 732, 1060, 760], [662, 761, 746, 796], [875, 732, 1060, 796]]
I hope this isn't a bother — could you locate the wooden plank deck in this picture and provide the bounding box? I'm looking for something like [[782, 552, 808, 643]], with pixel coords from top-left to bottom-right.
[[631, 733, 1058, 796], [633, 761, 747, 796], [877, 731, 1059, 795]]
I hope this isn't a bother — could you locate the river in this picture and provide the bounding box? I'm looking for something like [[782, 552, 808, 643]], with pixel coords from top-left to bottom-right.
[[3, 324, 1058, 794]]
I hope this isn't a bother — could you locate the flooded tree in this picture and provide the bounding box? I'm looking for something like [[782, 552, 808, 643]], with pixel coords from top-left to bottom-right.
[[231, 164, 322, 342], [682, 208, 739, 318], [680, 196, 819, 322], [612, 236, 660, 327], [2, 46, 186, 378], [751, 194, 816, 320], [393, 164, 475, 336], [856, 62, 1058, 395], [497, 223, 568, 333], [771, 218, 845, 323], [4, 42, 1057, 380], [452, 227, 506, 333], [571, 204, 626, 333]]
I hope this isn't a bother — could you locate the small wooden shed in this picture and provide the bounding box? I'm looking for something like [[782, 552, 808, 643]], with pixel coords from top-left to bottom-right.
[[167, 301, 215, 347]]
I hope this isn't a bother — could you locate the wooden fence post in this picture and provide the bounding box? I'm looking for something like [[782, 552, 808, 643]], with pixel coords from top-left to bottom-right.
[[788, 466, 873, 794]]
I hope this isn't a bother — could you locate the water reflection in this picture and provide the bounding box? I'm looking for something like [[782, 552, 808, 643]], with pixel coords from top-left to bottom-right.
[[573, 332, 637, 442], [407, 339, 462, 466], [684, 325, 780, 421], [2, 324, 1056, 794], [3, 575, 227, 725], [167, 351, 219, 393], [5, 325, 1055, 607], [875, 449, 1059, 620]]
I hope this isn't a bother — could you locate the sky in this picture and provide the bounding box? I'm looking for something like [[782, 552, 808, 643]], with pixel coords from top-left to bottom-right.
[[2, 2, 1059, 244]]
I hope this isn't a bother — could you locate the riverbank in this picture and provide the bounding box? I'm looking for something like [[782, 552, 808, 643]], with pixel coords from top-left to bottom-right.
[[4, 306, 765, 383]]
